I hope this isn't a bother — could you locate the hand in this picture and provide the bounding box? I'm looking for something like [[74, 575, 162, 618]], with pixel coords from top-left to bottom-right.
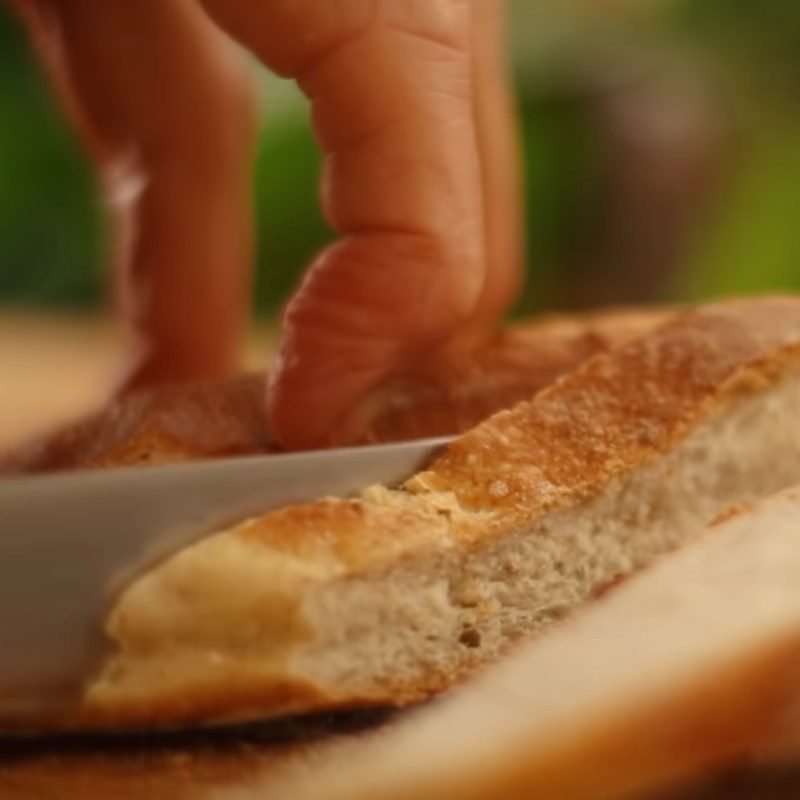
[[15, 0, 522, 449]]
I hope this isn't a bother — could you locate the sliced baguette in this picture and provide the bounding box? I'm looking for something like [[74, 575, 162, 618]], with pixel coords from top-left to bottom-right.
[[247, 485, 800, 800], [16, 295, 800, 732]]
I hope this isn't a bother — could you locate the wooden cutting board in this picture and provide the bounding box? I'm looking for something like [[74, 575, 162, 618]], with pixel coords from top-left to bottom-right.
[[2, 710, 800, 800]]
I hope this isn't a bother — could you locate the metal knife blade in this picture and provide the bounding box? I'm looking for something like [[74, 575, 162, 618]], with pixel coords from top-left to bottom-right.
[[0, 436, 451, 716]]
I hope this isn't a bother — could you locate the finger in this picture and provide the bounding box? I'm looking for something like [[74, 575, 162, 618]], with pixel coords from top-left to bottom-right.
[[470, 0, 524, 322], [13, 0, 257, 390], [202, 0, 487, 448]]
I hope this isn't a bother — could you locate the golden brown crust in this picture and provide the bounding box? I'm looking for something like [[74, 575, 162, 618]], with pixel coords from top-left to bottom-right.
[[77, 673, 434, 734], [6, 651, 443, 734], [360, 309, 668, 443], [0, 309, 666, 474], [0, 375, 272, 474], [0, 678, 330, 735], [420, 297, 800, 519], [239, 499, 451, 572]]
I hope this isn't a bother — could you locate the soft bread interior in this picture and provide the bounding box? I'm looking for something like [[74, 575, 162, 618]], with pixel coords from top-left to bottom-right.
[[298, 363, 800, 695], [88, 362, 800, 721]]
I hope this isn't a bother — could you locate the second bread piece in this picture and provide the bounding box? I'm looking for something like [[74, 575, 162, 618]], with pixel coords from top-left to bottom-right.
[[69, 296, 800, 730], [0, 308, 663, 473]]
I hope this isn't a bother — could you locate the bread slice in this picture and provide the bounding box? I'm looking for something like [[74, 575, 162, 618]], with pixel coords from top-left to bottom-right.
[[245, 485, 800, 800], [6, 295, 798, 733], [18, 295, 788, 733], [0, 308, 664, 473]]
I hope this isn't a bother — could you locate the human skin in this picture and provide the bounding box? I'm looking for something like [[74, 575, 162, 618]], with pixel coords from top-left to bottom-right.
[[13, 0, 522, 449]]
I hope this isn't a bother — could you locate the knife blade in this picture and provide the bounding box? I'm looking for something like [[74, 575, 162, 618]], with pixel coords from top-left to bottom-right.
[[0, 436, 451, 717]]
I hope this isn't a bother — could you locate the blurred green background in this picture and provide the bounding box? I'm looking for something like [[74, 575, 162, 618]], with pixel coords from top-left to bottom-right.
[[1, 0, 799, 319]]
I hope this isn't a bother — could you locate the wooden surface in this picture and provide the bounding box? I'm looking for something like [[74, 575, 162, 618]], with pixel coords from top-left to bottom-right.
[[0, 313, 120, 449], [0, 312, 275, 450]]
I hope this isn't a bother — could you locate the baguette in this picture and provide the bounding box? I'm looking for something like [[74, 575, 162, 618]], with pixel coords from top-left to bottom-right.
[[245, 485, 800, 800], [0, 308, 664, 473], [13, 295, 795, 733], [0, 375, 270, 473]]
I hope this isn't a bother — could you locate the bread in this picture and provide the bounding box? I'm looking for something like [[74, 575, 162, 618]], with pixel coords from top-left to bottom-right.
[[0, 308, 665, 473], [356, 308, 667, 443], [241, 485, 800, 800], [0, 375, 271, 473], [17, 294, 797, 733]]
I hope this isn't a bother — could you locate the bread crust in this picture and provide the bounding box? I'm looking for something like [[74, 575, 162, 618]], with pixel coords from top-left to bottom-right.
[[0, 375, 271, 473], [359, 308, 668, 443], [420, 297, 800, 517]]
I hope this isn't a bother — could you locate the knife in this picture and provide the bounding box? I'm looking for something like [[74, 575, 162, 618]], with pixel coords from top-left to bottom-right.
[[0, 436, 451, 717]]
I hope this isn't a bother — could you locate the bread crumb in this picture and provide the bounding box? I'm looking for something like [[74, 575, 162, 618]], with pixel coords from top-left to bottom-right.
[[489, 480, 510, 499]]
